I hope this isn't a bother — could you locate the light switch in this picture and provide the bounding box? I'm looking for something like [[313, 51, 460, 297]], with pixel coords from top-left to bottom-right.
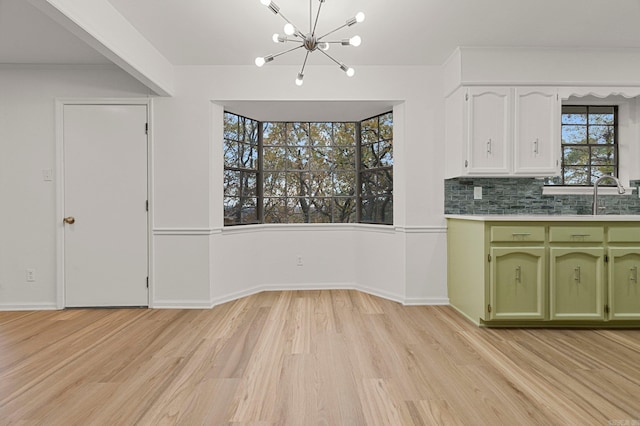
[[42, 169, 53, 181], [474, 186, 482, 200]]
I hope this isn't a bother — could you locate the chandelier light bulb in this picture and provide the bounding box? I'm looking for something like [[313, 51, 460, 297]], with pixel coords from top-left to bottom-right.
[[260, 0, 271, 6], [255, 57, 266, 67], [283, 23, 295, 35], [356, 12, 365, 23], [349, 35, 361, 47], [319, 42, 330, 51], [272, 33, 281, 43], [295, 73, 304, 86], [346, 67, 355, 77]]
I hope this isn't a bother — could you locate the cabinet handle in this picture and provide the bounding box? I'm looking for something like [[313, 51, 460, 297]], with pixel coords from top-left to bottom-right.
[[631, 266, 638, 284], [512, 232, 531, 236], [487, 139, 492, 155], [533, 138, 539, 155], [515, 266, 521, 283], [574, 266, 581, 284], [571, 234, 591, 238]]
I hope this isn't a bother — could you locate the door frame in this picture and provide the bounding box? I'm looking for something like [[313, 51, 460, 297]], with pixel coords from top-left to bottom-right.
[[55, 98, 153, 309]]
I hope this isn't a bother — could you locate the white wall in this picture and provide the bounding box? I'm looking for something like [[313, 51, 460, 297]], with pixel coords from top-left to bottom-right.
[[151, 65, 449, 308], [0, 63, 449, 310], [0, 65, 150, 309]]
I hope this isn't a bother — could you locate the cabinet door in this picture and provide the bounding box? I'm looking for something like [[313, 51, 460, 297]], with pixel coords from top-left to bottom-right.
[[550, 248, 605, 320], [513, 88, 560, 175], [489, 247, 545, 320], [608, 248, 640, 320], [467, 87, 510, 174]]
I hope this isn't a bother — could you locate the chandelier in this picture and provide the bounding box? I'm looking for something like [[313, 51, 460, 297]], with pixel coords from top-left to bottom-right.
[[255, 0, 365, 86]]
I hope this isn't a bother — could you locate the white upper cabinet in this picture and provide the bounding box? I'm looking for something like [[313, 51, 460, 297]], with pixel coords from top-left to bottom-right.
[[514, 87, 560, 175], [445, 86, 560, 178], [467, 87, 510, 175]]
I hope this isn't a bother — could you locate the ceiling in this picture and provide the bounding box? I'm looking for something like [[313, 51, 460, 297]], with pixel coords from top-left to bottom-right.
[[3, 0, 640, 67]]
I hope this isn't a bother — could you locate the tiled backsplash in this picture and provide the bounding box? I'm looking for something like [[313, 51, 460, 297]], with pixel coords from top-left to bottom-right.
[[445, 178, 640, 215]]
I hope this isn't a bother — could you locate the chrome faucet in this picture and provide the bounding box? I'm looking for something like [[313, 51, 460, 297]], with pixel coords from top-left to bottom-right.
[[592, 175, 625, 215]]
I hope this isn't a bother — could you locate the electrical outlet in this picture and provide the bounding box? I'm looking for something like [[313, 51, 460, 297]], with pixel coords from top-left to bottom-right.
[[474, 186, 483, 200], [296, 255, 303, 266], [26, 268, 36, 282]]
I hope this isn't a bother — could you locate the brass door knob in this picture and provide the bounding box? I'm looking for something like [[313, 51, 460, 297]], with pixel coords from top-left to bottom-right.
[[63, 216, 75, 224]]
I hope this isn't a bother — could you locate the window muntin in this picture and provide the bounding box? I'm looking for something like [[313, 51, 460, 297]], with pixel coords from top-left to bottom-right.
[[223, 111, 392, 225], [547, 105, 618, 186]]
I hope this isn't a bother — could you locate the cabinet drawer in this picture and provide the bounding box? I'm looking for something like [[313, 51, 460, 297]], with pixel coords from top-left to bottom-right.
[[490, 226, 545, 242], [608, 225, 640, 243], [549, 226, 604, 243]]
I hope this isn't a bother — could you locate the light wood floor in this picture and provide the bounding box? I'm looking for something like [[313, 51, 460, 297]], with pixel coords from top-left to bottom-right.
[[1, 290, 639, 425]]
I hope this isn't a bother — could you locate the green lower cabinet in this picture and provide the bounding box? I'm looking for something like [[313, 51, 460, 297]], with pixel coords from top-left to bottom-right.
[[550, 248, 605, 320], [490, 247, 545, 320], [608, 248, 640, 320]]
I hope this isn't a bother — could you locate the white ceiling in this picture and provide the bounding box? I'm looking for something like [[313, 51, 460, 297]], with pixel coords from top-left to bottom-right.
[[3, 0, 640, 67]]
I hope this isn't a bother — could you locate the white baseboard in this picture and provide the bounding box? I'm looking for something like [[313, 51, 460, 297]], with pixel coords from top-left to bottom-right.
[[403, 297, 450, 306], [150, 300, 214, 309], [0, 303, 59, 311]]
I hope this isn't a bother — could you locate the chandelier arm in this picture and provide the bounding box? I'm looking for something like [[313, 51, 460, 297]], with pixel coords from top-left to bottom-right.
[[300, 51, 310, 76], [317, 48, 342, 67], [265, 44, 306, 61], [316, 23, 349, 41], [312, 0, 324, 36]]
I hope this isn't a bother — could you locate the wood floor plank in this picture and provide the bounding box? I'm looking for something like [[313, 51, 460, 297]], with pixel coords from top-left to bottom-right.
[[1, 290, 639, 425]]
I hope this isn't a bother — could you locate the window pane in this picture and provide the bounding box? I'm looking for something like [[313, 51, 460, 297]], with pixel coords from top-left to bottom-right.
[[264, 198, 287, 223], [333, 198, 356, 223], [241, 172, 257, 197], [309, 198, 332, 223], [588, 106, 615, 125], [361, 143, 377, 169], [263, 147, 289, 171], [290, 123, 309, 146], [334, 172, 356, 196], [564, 166, 589, 185], [224, 113, 240, 140], [361, 196, 393, 224], [563, 147, 589, 166], [263, 123, 287, 146], [562, 125, 587, 144], [310, 122, 332, 147], [309, 147, 330, 170], [287, 197, 308, 223], [224, 140, 238, 168], [309, 172, 332, 197], [361, 117, 378, 144], [332, 147, 355, 170], [588, 125, 615, 145], [241, 198, 258, 223], [223, 197, 240, 225], [334, 123, 356, 145], [288, 147, 309, 170], [224, 170, 240, 196], [286, 172, 310, 197], [379, 140, 393, 167], [240, 143, 258, 169], [362, 170, 392, 195], [562, 106, 587, 124], [592, 146, 615, 165], [379, 113, 393, 140], [591, 166, 616, 184], [244, 118, 259, 144], [263, 172, 286, 197]]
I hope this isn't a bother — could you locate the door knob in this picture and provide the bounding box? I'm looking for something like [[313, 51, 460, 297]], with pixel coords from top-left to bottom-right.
[[63, 216, 75, 224]]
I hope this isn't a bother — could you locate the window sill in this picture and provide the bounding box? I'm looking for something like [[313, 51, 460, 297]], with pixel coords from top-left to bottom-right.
[[542, 186, 637, 196]]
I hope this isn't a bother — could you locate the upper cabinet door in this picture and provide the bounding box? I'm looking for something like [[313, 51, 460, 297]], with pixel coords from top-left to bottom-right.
[[513, 88, 560, 175], [467, 87, 511, 174]]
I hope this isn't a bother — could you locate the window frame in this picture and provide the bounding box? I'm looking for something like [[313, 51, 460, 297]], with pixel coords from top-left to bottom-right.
[[557, 105, 619, 186], [223, 111, 393, 226]]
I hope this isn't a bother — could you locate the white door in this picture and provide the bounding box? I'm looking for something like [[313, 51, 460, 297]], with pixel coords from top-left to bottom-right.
[[63, 104, 148, 307]]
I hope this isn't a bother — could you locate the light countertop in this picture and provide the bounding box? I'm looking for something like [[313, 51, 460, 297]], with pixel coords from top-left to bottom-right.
[[445, 214, 640, 222]]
